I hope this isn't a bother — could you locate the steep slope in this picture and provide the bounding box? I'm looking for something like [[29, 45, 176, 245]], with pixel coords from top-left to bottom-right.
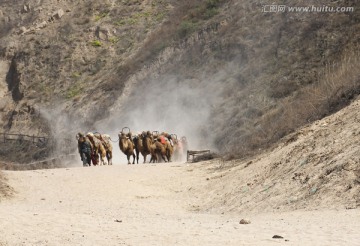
[[0, 0, 359, 163], [190, 96, 360, 212]]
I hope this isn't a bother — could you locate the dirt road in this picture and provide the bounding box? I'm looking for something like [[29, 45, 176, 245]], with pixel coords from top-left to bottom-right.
[[1, 163, 359, 246]]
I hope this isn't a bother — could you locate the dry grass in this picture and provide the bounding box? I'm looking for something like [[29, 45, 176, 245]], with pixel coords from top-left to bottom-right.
[[230, 45, 360, 158], [280, 46, 360, 132]]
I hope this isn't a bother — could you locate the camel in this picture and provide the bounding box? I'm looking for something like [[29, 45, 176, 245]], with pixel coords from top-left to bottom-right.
[[94, 133, 113, 165], [158, 133, 174, 162], [118, 128, 136, 164], [133, 132, 151, 164], [86, 132, 107, 165], [142, 131, 168, 163]]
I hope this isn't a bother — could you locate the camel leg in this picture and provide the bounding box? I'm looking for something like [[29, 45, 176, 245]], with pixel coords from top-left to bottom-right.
[[136, 150, 139, 164], [143, 154, 147, 164], [127, 155, 131, 165], [107, 152, 112, 165], [132, 153, 136, 164], [150, 154, 156, 163], [102, 154, 107, 165]]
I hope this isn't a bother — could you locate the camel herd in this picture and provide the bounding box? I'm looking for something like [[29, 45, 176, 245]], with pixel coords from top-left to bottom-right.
[[76, 128, 188, 166]]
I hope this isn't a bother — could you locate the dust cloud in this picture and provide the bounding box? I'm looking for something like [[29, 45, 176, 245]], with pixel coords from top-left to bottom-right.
[[97, 72, 228, 164], [40, 69, 234, 165]]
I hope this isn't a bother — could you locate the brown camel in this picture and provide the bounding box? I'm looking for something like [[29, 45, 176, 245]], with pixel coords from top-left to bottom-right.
[[87, 132, 107, 165], [133, 132, 151, 164], [94, 133, 113, 165], [118, 132, 136, 164], [157, 133, 174, 162], [142, 131, 168, 163]]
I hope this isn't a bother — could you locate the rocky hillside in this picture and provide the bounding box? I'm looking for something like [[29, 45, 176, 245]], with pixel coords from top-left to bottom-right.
[[0, 0, 359, 162]]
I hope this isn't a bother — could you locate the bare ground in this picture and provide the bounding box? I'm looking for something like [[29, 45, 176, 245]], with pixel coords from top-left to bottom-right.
[[0, 162, 359, 246], [1, 98, 360, 246]]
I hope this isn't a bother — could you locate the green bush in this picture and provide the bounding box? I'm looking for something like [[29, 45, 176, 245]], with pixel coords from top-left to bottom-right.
[[66, 84, 83, 99], [91, 40, 102, 47]]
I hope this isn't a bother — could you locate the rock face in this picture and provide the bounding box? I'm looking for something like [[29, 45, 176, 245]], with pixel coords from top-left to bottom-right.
[[6, 57, 23, 102]]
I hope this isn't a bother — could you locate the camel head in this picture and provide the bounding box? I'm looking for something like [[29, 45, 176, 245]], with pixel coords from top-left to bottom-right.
[[118, 132, 127, 140], [76, 132, 84, 140]]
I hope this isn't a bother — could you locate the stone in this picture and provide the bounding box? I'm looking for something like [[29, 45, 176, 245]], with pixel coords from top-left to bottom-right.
[[34, 7, 43, 13], [22, 5, 30, 13], [272, 235, 284, 239], [239, 219, 251, 224], [95, 26, 111, 40], [52, 9, 64, 19], [36, 21, 47, 29], [19, 26, 27, 34]]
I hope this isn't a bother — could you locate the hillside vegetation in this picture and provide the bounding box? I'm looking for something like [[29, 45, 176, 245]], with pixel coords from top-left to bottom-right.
[[0, 0, 359, 162]]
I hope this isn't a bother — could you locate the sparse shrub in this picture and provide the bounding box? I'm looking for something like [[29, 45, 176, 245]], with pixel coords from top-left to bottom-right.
[[127, 17, 138, 25], [178, 20, 198, 38], [155, 12, 166, 21], [204, 8, 219, 19], [203, 0, 221, 19], [95, 12, 108, 21], [109, 37, 119, 44], [122, 0, 141, 6], [206, 0, 220, 9], [66, 83, 83, 99], [115, 19, 127, 26], [72, 72, 81, 79], [90, 40, 102, 47], [187, 0, 221, 20]]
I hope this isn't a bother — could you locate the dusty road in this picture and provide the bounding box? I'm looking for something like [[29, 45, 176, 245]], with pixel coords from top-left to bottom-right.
[[1, 163, 359, 246]]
